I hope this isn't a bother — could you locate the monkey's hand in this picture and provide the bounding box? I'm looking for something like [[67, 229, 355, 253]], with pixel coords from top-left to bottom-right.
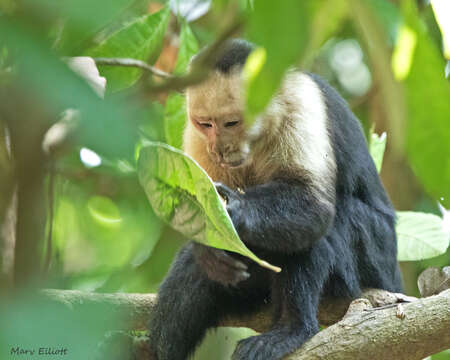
[[215, 183, 244, 228], [192, 243, 250, 286]]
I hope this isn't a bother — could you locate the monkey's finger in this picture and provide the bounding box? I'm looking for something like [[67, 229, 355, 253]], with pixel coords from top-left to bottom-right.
[[230, 270, 251, 286], [213, 250, 248, 271], [214, 260, 250, 283], [205, 258, 250, 286], [214, 182, 236, 202]]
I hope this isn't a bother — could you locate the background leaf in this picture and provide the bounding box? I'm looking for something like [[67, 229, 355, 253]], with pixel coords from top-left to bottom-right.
[[369, 131, 387, 173], [244, 0, 312, 119], [24, 0, 135, 54], [396, 211, 450, 261], [137, 142, 280, 272], [86, 7, 170, 92], [401, 1, 450, 208], [164, 94, 186, 149], [174, 22, 199, 75], [163, 22, 198, 149]]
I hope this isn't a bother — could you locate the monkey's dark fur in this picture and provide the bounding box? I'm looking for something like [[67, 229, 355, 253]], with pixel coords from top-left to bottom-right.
[[148, 40, 403, 360]]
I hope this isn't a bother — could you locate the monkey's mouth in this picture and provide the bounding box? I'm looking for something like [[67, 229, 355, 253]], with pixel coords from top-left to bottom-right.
[[209, 149, 248, 169], [220, 159, 245, 169]]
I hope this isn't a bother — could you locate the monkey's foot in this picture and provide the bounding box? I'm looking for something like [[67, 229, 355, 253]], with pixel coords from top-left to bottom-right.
[[231, 327, 314, 360]]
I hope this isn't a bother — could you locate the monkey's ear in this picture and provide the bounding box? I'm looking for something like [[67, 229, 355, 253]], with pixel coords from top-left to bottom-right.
[[215, 183, 240, 203]]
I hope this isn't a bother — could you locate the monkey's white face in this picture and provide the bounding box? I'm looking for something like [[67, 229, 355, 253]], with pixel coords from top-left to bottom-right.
[[187, 70, 251, 168]]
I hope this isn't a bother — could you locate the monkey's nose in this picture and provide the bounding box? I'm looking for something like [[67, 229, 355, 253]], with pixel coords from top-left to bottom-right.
[[209, 146, 224, 164], [216, 149, 224, 163], [223, 144, 233, 153]]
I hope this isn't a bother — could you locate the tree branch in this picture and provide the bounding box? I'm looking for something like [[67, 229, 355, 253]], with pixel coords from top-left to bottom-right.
[[93, 58, 172, 79], [92, 16, 244, 95], [40, 288, 408, 331], [39, 288, 450, 359], [289, 289, 450, 360]]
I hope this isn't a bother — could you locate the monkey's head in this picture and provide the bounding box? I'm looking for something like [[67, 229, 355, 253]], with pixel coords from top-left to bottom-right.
[[186, 39, 256, 169]]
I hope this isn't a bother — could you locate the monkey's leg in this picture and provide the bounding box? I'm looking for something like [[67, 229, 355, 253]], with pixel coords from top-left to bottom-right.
[[232, 243, 334, 360], [148, 243, 260, 360]]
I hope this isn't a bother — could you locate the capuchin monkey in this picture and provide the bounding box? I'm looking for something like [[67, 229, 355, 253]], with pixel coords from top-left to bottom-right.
[[148, 39, 403, 360]]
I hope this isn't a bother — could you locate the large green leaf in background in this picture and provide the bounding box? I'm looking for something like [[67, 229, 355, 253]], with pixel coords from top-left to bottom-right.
[[396, 211, 449, 261], [368, 132, 448, 261], [137, 143, 280, 272], [401, 1, 450, 208], [244, 0, 312, 120], [86, 7, 170, 92]]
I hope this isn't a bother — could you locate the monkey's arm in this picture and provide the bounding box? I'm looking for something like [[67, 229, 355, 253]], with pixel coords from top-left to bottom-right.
[[216, 181, 335, 253]]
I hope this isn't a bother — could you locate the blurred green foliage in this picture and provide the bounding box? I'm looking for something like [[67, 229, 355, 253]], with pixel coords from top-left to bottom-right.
[[401, 1, 450, 209], [0, 0, 449, 359], [0, 292, 124, 360], [86, 7, 170, 92], [244, 0, 311, 118]]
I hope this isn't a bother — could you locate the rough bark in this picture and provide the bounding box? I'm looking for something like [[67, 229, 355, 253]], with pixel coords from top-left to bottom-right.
[[41, 288, 414, 331], [40, 288, 450, 360], [289, 289, 450, 360]]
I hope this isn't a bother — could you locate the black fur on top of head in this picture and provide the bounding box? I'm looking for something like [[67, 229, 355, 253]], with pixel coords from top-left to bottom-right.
[[191, 38, 255, 74], [213, 39, 255, 73]]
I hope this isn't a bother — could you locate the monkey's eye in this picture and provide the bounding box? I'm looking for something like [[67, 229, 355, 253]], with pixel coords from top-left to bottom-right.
[[224, 121, 240, 127], [198, 122, 212, 128]]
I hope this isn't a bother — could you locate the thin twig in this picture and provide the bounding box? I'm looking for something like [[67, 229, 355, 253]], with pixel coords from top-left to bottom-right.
[[148, 16, 245, 94], [93, 58, 173, 79]]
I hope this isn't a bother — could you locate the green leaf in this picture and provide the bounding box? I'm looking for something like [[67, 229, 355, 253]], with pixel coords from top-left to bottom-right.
[[174, 22, 199, 75], [162, 23, 198, 148], [139, 101, 166, 143], [369, 131, 387, 173], [432, 350, 450, 360], [137, 142, 281, 272], [244, 0, 312, 119], [164, 93, 186, 149], [396, 211, 450, 261], [87, 195, 122, 227], [400, 1, 450, 208], [86, 7, 170, 92]]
